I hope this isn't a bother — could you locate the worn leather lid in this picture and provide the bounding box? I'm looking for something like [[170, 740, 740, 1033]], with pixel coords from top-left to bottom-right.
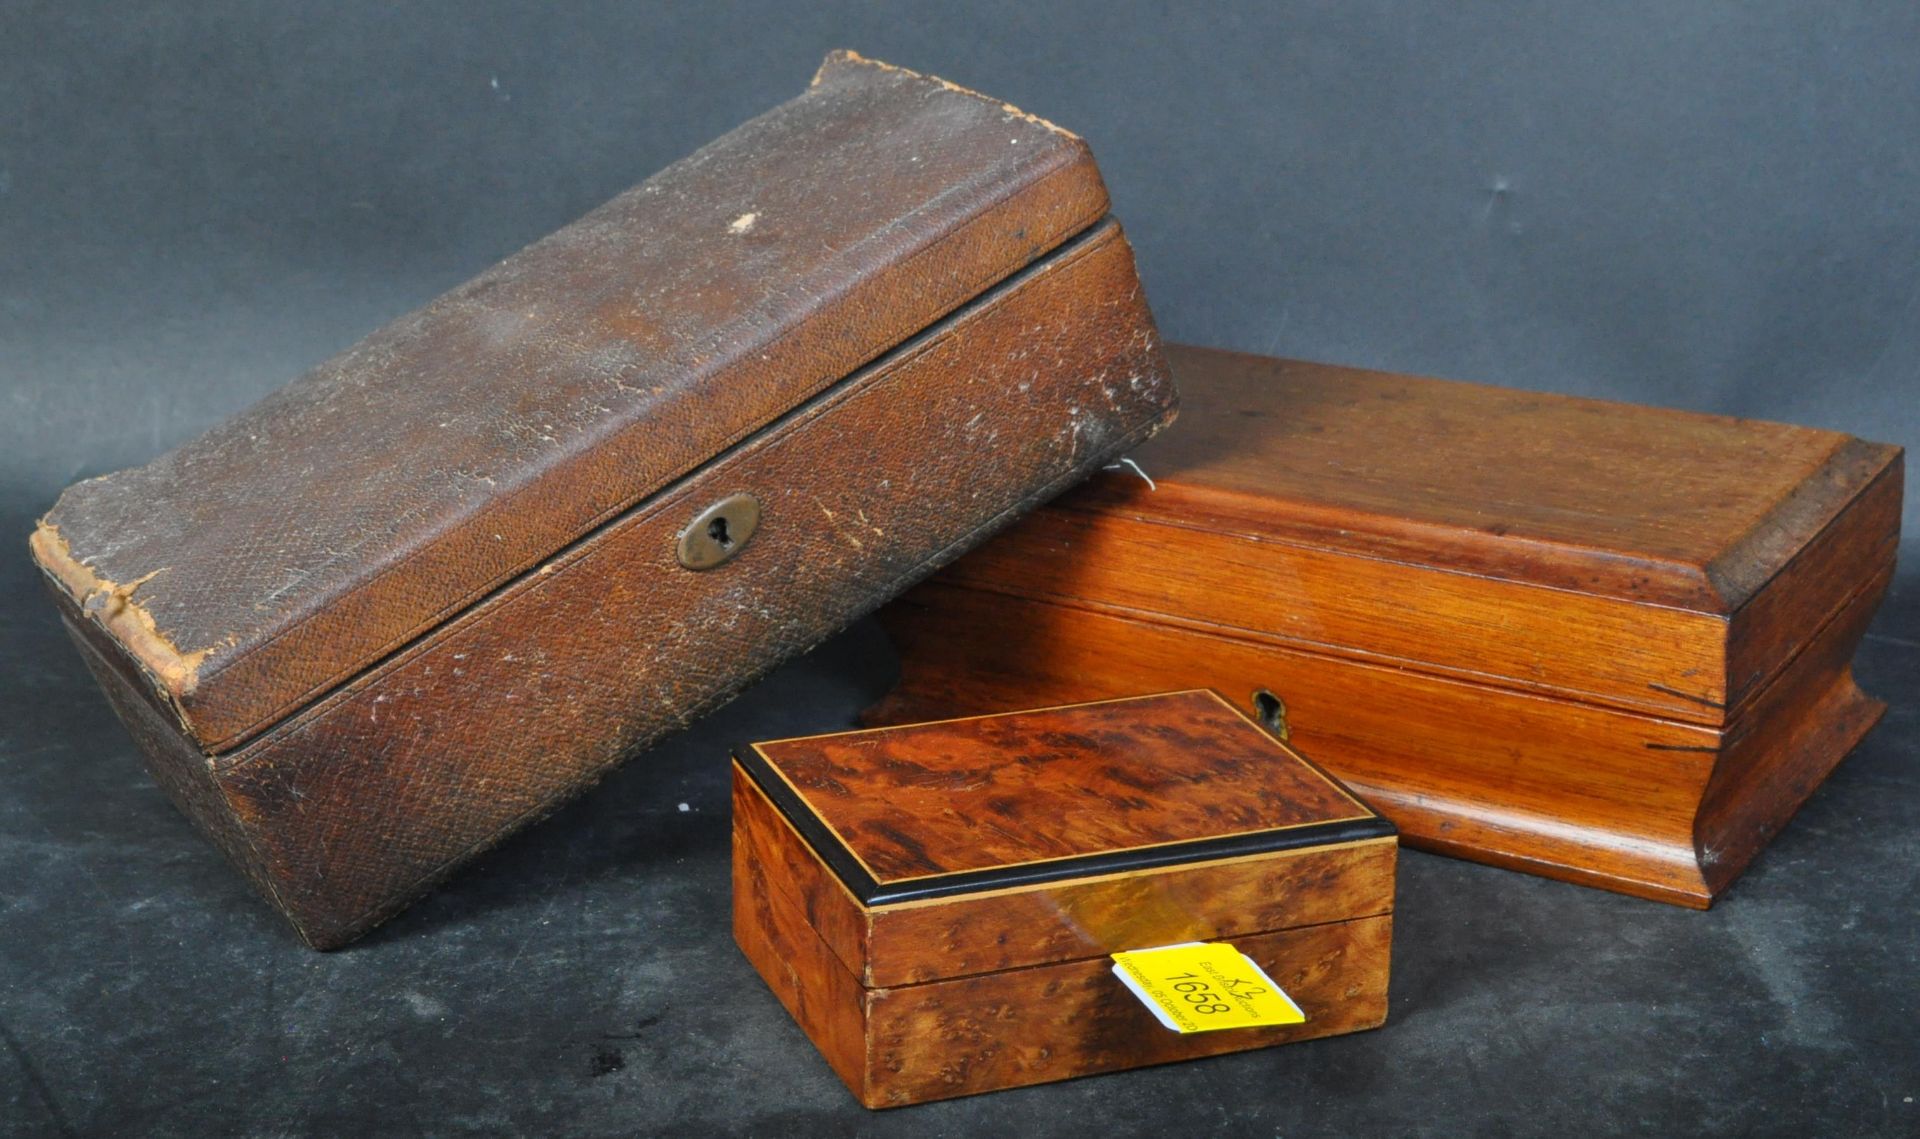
[[738, 689, 1393, 907], [31, 52, 1111, 750]]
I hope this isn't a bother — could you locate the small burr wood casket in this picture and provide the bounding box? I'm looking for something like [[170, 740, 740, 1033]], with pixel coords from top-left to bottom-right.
[[27, 52, 1177, 949], [731, 689, 1397, 1108], [868, 346, 1903, 909]]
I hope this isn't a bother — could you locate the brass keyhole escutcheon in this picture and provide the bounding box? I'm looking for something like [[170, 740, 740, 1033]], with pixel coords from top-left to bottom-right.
[[677, 493, 761, 570], [1251, 689, 1290, 740]]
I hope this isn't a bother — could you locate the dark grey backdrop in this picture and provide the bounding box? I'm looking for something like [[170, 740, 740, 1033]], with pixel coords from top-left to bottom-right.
[[2, 4, 1915, 1137]]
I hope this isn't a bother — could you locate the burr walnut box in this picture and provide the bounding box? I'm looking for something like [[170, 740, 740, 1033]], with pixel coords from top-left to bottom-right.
[[27, 51, 1177, 949], [731, 689, 1397, 1108], [869, 346, 1903, 909]]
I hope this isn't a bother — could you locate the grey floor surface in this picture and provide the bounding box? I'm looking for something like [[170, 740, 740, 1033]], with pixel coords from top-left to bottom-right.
[[2, 581, 1916, 1137]]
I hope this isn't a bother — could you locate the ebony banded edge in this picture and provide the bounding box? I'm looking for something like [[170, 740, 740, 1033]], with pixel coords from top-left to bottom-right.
[[730, 748, 1397, 908]]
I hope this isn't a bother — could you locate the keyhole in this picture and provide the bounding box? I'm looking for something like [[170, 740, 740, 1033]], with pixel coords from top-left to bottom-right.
[[676, 492, 760, 570], [1252, 689, 1289, 740]]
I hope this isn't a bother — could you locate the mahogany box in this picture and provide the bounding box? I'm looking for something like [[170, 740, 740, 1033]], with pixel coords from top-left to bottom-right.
[[27, 52, 1177, 948], [869, 346, 1902, 908], [732, 689, 1397, 1108]]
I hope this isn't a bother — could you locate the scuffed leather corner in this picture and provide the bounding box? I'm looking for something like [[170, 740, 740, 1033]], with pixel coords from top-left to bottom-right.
[[812, 49, 1079, 139], [29, 520, 214, 710]]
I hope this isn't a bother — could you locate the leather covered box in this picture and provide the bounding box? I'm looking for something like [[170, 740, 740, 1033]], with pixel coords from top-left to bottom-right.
[[27, 52, 1177, 949], [732, 689, 1397, 1108], [869, 346, 1902, 908]]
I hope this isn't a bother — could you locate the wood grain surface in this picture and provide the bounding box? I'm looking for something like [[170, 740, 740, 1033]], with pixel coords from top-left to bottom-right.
[[733, 763, 1396, 985], [750, 690, 1373, 885], [926, 346, 1904, 727], [925, 350, 1903, 726], [1099, 345, 1898, 612], [871, 569, 1887, 907], [732, 765, 1392, 1108], [865, 346, 1901, 907], [855, 915, 1390, 1108], [929, 499, 1733, 724]]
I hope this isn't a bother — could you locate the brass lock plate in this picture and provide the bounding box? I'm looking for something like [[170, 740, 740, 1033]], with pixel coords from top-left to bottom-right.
[[677, 493, 761, 570]]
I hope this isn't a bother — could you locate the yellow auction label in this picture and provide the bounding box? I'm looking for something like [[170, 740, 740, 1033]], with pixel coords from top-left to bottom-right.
[[1110, 942, 1307, 1033]]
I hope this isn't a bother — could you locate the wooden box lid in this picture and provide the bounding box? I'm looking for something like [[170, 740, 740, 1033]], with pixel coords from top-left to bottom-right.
[[1113, 348, 1897, 612], [734, 690, 1396, 987], [932, 346, 1902, 725]]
